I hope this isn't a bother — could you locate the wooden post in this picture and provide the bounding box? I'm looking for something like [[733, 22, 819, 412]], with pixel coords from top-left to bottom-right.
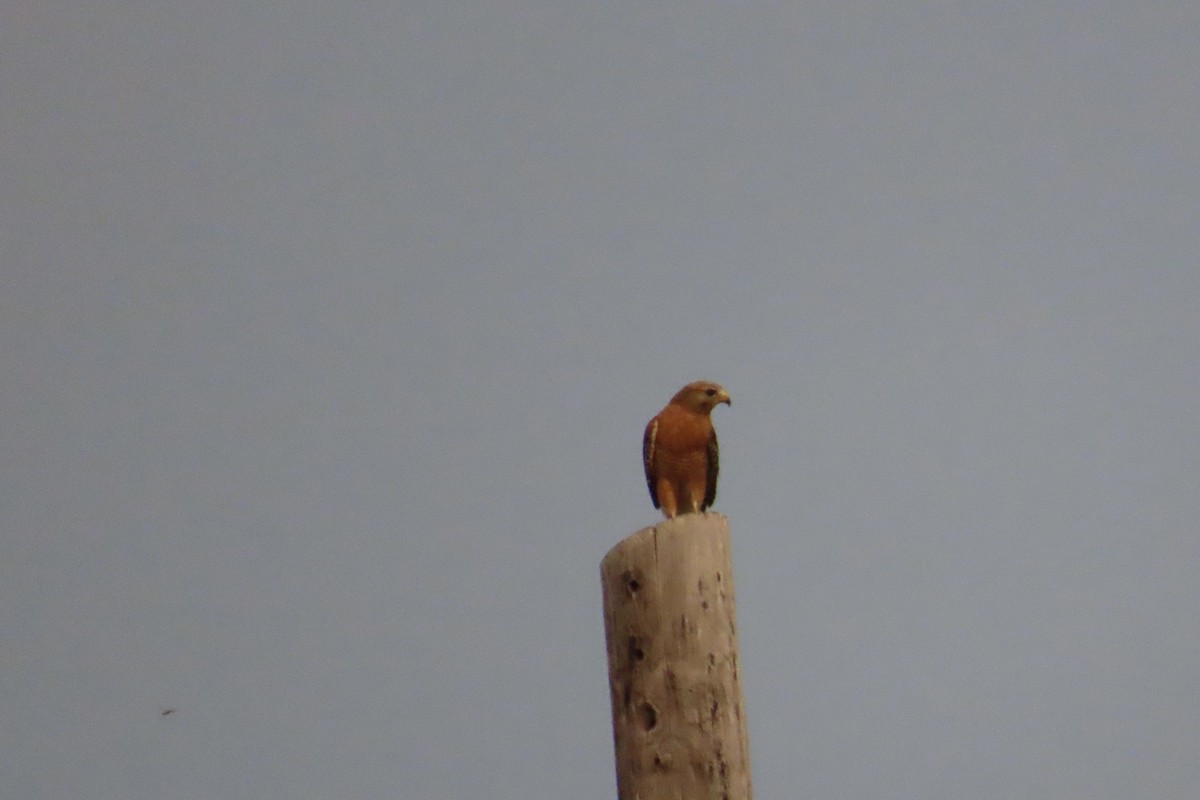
[[600, 513, 752, 800]]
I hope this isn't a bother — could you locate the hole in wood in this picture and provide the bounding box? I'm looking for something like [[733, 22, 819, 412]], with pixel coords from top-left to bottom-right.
[[622, 570, 641, 595], [627, 635, 645, 662], [638, 701, 658, 731]]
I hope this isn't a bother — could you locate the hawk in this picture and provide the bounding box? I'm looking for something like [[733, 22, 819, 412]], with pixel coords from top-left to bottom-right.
[[643, 381, 731, 518]]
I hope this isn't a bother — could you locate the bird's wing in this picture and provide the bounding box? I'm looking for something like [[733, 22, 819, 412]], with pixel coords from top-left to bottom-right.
[[643, 417, 660, 509], [703, 427, 719, 509]]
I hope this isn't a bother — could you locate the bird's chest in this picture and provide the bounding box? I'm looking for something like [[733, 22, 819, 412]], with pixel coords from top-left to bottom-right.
[[652, 412, 711, 466]]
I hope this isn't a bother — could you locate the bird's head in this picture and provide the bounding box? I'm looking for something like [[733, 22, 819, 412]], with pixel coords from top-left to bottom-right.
[[671, 381, 731, 413]]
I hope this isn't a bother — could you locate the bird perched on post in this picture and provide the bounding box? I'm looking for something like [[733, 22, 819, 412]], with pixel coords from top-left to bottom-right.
[[643, 381, 731, 518]]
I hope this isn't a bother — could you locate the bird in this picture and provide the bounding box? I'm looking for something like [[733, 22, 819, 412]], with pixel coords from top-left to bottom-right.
[[643, 381, 731, 518]]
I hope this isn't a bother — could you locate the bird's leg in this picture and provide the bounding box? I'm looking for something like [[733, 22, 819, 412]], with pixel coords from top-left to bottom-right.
[[657, 480, 678, 519]]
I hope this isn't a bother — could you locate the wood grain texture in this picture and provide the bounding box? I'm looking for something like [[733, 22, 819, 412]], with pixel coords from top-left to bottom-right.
[[600, 513, 752, 800]]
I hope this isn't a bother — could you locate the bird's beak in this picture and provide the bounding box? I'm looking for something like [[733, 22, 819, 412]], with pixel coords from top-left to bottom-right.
[[718, 390, 731, 407]]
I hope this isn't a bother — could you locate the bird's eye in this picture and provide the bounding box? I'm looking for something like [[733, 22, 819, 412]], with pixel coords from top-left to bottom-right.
[[705, 388, 717, 397]]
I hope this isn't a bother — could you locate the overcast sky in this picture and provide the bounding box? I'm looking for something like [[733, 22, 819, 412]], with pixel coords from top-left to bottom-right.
[[3, 3, 1199, 799]]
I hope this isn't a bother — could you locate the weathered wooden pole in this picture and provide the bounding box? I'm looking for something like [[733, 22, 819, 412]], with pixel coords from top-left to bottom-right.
[[600, 512, 752, 800]]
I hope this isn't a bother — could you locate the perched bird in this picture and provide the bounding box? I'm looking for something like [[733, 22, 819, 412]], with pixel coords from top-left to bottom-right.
[[643, 381, 731, 518]]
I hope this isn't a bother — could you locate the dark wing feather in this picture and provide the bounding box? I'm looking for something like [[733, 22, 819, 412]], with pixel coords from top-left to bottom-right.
[[643, 418, 660, 508], [703, 427, 719, 510]]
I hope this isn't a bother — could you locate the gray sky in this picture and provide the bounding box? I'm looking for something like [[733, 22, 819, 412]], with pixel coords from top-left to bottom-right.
[[3, 3, 1198, 798]]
